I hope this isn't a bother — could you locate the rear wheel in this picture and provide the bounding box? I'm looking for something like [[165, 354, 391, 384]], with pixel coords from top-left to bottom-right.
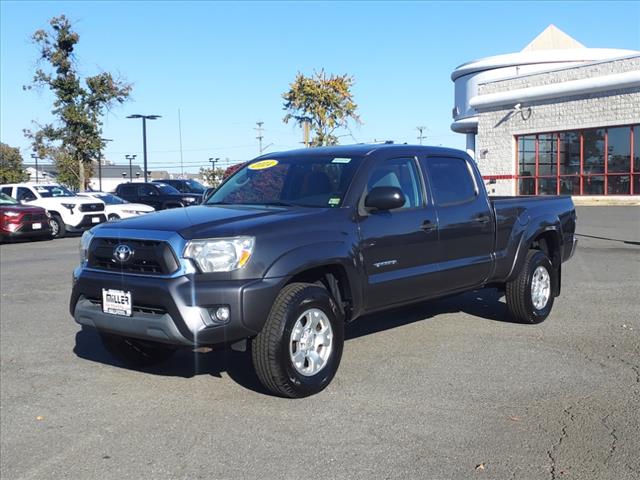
[[252, 282, 344, 398], [49, 214, 65, 238], [506, 249, 555, 324], [99, 333, 176, 367]]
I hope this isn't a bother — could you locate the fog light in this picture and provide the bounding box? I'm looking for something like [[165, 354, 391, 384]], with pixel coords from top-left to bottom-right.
[[215, 306, 230, 322], [206, 306, 230, 325]]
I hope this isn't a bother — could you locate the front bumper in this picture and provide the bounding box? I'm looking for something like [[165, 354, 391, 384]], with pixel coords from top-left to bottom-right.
[[66, 214, 107, 233], [2, 224, 52, 238], [70, 268, 283, 347]]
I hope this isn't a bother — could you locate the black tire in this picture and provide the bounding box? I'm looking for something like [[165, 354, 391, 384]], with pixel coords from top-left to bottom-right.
[[99, 333, 176, 367], [506, 249, 556, 324], [251, 282, 344, 398], [49, 214, 66, 238], [108, 214, 120, 222]]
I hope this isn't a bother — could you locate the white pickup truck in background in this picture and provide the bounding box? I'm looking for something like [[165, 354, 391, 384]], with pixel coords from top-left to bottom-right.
[[0, 183, 106, 237]]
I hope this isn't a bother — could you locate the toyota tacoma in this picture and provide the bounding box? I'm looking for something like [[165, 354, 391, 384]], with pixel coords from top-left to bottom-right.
[[70, 144, 577, 397]]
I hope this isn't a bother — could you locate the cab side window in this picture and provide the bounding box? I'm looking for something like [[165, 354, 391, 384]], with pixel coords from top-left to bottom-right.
[[118, 184, 136, 196], [423, 157, 477, 206], [16, 187, 37, 202], [366, 157, 423, 209], [1, 187, 12, 196], [138, 185, 158, 196]]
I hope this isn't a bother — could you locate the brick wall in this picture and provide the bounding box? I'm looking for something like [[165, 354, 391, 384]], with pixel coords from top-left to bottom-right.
[[475, 56, 640, 195]]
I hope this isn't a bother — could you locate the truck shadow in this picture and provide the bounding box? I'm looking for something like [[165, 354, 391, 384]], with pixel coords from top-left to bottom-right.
[[73, 288, 513, 395]]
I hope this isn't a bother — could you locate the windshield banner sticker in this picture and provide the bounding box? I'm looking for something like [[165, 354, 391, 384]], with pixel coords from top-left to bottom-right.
[[248, 159, 279, 170], [332, 157, 351, 164]]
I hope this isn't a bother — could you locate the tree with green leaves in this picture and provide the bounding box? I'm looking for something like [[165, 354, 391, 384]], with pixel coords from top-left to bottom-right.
[[0, 143, 28, 184], [199, 167, 226, 188], [23, 15, 131, 190], [282, 70, 361, 147]]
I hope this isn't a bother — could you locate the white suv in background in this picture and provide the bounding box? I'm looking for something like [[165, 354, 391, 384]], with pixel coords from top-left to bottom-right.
[[77, 192, 155, 221], [0, 183, 106, 238]]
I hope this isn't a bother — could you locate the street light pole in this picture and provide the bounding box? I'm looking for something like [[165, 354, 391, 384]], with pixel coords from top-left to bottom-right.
[[125, 154, 137, 182], [30, 153, 38, 183], [127, 114, 161, 183]]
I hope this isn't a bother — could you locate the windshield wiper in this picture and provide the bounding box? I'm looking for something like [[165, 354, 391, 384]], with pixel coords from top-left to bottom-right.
[[257, 201, 300, 207]]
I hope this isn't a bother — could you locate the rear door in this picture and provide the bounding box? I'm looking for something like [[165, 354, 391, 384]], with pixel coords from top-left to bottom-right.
[[358, 156, 440, 310], [421, 155, 494, 291]]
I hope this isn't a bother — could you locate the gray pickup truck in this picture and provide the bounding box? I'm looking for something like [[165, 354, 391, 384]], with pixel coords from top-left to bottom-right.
[[71, 144, 577, 397]]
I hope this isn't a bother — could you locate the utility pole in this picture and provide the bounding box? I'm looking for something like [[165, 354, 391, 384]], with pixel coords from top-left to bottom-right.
[[255, 121, 265, 154], [178, 109, 184, 177], [30, 153, 39, 184], [303, 119, 310, 147], [416, 126, 427, 145]]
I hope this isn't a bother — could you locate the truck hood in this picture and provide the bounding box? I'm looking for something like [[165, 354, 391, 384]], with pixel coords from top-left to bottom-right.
[[96, 204, 325, 239]]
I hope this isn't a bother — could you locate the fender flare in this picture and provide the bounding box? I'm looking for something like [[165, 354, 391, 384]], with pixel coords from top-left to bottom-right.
[[505, 215, 563, 283], [264, 241, 364, 315]]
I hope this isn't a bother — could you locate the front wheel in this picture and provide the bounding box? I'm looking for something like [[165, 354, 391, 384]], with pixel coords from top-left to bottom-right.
[[108, 214, 120, 222], [506, 249, 556, 324], [251, 283, 344, 398], [49, 214, 66, 238], [99, 333, 176, 367]]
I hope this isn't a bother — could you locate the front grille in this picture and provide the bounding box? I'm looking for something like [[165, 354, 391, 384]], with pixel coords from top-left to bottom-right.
[[88, 238, 180, 275], [80, 203, 105, 212], [86, 297, 167, 315]]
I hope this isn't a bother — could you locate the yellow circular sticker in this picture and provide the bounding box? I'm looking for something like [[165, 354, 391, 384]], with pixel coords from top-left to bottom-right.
[[248, 159, 279, 170]]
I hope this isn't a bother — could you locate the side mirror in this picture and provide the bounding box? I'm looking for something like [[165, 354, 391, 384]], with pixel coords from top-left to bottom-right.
[[202, 187, 216, 203], [364, 186, 406, 211]]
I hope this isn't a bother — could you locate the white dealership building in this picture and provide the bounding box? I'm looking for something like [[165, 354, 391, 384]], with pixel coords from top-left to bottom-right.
[[451, 25, 640, 197]]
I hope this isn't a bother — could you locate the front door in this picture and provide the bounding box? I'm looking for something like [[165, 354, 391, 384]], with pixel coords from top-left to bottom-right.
[[358, 156, 440, 311]]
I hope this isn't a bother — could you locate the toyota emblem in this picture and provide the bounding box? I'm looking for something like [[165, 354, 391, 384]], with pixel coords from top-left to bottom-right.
[[113, 244, 134, 263]]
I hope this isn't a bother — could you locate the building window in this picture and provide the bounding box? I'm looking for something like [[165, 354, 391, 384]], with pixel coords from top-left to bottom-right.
[[516, 125, 639, 195]]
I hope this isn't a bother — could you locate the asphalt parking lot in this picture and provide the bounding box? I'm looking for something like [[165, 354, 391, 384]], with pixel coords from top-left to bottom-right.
[[1, 206, 638, 480]]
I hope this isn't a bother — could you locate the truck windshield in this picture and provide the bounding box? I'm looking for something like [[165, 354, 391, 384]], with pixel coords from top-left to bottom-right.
[[206, 156, 361, 208], [0, 193, 19, 205], [34, 185, 75, 197], [185, 180, 205, 193]]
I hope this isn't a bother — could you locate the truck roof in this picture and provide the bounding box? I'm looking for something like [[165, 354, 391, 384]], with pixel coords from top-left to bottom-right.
[[258, 143, 467, 159]]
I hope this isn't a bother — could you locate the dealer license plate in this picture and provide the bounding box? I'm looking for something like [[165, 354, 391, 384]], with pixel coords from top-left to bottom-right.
[[91, 216, 101, 223], [32, 222, 42, 230], [102, 288, 132, 316]]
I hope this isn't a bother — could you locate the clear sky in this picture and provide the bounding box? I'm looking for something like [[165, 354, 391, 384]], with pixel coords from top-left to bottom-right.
[[1, 0, 639, 173]]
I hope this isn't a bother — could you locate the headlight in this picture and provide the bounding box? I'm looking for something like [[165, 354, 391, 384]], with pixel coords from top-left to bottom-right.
[[182, 196, 196, 203], [183, 236, 254, 272], [61, 203, 76, 211], [79, 229, 94, 265]]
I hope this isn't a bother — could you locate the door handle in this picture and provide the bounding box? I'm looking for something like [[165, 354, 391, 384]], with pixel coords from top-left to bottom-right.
[[421, 220, 437, 232], [476, 215, 491, 224]]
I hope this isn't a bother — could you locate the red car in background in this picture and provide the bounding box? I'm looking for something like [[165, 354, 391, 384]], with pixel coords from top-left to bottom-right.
[[0, 193, 52, 242]]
